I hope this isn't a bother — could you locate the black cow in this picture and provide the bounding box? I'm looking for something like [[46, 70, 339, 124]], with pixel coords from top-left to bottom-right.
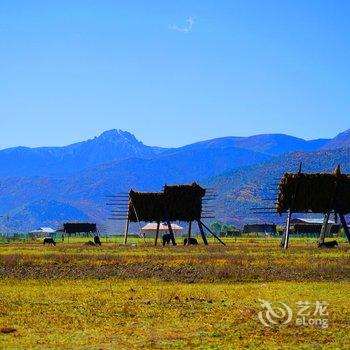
[[162, 234, 177, 246], [318, 240, 338, 248], [162, 234, 171, 246], [184, 238, 198, 245], [94, 235, 102, 246], [43, 237, 56, 246]]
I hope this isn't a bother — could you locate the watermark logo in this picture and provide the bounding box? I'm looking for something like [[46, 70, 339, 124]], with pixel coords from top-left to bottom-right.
[[258, 299, 293, 327], [258, 300, 329, 328], [295, 301, 329, 328]]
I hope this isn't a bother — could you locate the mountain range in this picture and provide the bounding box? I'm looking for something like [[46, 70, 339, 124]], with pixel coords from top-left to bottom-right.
[[0, 128, 349, 232]]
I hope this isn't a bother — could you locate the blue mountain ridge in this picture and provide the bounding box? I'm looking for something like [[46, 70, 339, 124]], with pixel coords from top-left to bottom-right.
[[0, 128, 349, 231]]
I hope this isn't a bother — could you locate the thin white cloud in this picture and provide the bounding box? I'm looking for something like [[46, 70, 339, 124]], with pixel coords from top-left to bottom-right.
[[168, 17, 195, 33]]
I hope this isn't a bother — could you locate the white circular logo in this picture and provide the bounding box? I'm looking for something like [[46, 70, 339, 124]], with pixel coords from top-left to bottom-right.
[[258, 299, 293, 327]]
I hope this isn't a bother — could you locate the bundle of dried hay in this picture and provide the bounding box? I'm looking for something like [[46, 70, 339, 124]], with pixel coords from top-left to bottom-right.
[[277, 168, 350, 214], [127, 183, 206, 222], [128, 191, 166, 222], [164, 183, 206, 221]]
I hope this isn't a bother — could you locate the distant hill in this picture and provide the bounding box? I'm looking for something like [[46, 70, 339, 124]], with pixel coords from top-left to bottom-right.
[[0, 200, 89, 232], [167, 134, 329, 156], [0, 129, 337, 178], [322, 129, 350, 150], [0, 128, 349, 231], [0, 146, 271, 231], [0, 130, 164, 177]]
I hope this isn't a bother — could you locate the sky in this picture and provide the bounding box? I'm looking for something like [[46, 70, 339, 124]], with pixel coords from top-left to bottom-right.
[[0, 0, 350, 148]]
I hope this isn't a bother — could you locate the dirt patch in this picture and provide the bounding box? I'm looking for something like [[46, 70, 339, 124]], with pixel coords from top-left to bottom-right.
[[1, 327, 17, 334], [0, 261, 349, 282]]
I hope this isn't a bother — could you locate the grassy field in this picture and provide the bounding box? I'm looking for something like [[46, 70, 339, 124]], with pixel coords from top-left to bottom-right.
[[0, 238, 349, 349]]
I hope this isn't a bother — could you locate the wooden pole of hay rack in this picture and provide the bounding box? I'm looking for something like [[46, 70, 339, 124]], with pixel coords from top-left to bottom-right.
[[319, 166, 341, 244], [281, 162, 302, 249], [154, 221, 160, 246], [123, 218, 130, 244], [197, 220, 208, 245], [166, 220, 177, 245], [318, 212, 331, 244], [282, 209, 292, 249], [199, 220, 226, 245], [186, 221, 192, 245], [339, 214, 350, 243]]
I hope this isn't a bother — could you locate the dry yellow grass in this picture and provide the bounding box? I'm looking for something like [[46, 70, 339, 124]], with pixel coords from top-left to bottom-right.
[[0, 239, 349, 349], [0, 280, 349, 349]]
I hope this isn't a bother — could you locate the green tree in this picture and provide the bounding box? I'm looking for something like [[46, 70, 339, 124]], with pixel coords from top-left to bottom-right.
[[210, 221, 222, 234], [221, 224, 229, 233]]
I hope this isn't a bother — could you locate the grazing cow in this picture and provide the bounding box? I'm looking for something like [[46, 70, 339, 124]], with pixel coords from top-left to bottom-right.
[[43, 237, 56, 246], [318, 240, 338, 248], [184, 238, 198, 245], [84, 240, 95, 246], [162, 234, 172, 246], [94, 235, 102, 246]]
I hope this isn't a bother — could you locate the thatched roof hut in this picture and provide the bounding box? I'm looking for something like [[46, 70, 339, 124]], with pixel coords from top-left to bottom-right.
[[277, 171, 350, 214], [243, 224, 276, 234], [141, 222, 183, 235], [292, 223, 340, 235]]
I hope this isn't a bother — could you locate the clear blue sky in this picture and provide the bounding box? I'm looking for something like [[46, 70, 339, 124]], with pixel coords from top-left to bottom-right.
[[1, 0, 349, 148]]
